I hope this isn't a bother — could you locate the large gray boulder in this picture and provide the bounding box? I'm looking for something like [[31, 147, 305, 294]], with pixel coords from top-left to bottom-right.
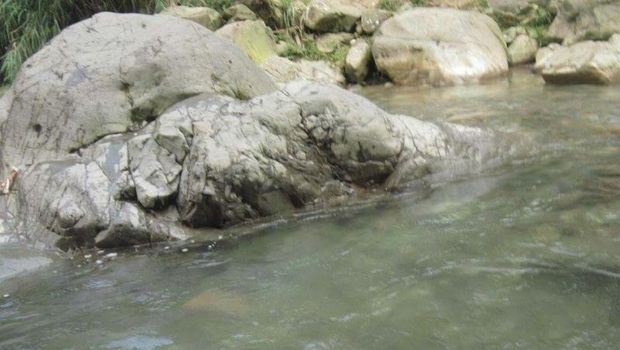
[[372, 8, 509, 86], [10, 81, 517, 249], [535, 34, 620, 84], [546, 0, 620, 45], [0, 12, 276, 173]]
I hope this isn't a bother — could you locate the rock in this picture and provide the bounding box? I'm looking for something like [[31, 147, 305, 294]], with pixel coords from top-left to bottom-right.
[[160, 5, 223, 30], [360, 9, 393, 35], [535, 34, 620, 84], [127, 135, 183, 209], [223, 4, 258, 22], [304, 0, 365, 33], [372, 8, 509, 86], [503, 26, 527, 45], [261, 56, 347, 85], [0, 13, 276, 174], [10, 80, 518, 249], [546, 0, 620, 45], [508, 34, 538, 65], [216, 20, 278, 64], [345, 40, 372, 82], [316, 33, 354, 53]]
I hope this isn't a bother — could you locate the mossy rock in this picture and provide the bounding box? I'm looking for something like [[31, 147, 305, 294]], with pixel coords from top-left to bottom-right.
[[216, 20, 278, 64]]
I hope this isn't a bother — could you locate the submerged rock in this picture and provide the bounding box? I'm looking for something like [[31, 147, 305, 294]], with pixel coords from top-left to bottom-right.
[[372, 8, 508, 86], [0, 13, 276, 174], [535, 34, 620, 84]]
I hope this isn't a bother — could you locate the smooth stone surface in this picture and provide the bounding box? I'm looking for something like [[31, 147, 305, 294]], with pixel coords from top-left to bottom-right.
[[372, 8, 509, 86], [535, 34, 620, 84]]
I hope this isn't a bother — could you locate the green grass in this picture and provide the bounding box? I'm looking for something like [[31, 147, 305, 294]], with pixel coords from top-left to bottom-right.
[[279, 33, 349, 66], [0, 0, 234, 84]]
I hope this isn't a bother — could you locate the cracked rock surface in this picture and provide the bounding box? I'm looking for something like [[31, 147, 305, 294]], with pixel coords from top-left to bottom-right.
[[10, 81, 515, 249]]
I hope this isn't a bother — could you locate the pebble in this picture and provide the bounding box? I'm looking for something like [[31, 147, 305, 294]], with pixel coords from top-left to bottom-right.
[[105, 252, 118, 259], [181, 248, 188, 253], [3, 294, 9, 298]]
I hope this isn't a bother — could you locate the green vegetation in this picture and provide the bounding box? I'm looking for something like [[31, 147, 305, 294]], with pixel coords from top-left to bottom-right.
[[0, 0, 234, 84], [378, 0, 402, 11], [279, 34, 348, 66]]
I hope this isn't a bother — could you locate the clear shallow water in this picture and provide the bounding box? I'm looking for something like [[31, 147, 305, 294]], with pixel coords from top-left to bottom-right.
[[1, 70, 620, 349]]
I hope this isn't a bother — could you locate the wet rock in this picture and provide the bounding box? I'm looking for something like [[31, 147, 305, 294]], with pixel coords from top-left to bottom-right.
[[546, 0, 620, 45], [345, 40, 372, 82], [261, 56, 346, 85], [304, 0, 365, 33], [316, 32, 354, 53], [160, 5, 223, 30], [223, 4, 258, 22], [0, 13, 276, 174], [360, 9, 393, 35], [372, 8, 508, 86], [535, 34, 620, 84], [508, 34, 538, 65], [216, 20, 278, 64]]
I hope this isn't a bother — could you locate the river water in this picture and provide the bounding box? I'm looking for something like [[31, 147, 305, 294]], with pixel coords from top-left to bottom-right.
[[1, 69, 619, 349]]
